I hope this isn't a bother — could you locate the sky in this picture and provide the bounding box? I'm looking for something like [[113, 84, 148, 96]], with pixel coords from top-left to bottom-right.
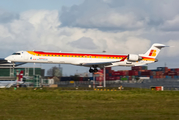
[[0, 0, 179, 76]]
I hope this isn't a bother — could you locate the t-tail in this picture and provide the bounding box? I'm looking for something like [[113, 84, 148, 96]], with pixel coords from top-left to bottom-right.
[[135, 43, 167, 66], [142, 43, 166, 58]]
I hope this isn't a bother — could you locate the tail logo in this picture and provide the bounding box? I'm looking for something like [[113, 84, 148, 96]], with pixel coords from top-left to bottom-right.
[[149, 50, 157, 57]]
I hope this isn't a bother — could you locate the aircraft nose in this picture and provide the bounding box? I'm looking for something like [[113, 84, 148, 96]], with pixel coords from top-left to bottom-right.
[[5, 56, 12, 61], [5, 56, 9, 60]]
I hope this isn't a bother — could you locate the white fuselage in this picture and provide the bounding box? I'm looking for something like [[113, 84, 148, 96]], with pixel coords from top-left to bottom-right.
[[5, 51, 154, 67]]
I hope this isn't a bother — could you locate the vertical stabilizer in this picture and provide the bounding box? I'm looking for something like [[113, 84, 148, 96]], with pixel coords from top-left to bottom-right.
[[143, 43, 166, 58]]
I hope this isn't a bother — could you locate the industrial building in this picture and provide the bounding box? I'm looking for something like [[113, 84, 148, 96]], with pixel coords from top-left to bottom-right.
[[0, 64, 44, 80], [94, 66, 179, 81], [0, 62, 179, 89]]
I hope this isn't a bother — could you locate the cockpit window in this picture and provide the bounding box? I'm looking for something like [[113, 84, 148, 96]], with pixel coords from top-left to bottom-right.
[[12, 53, 21, 55]]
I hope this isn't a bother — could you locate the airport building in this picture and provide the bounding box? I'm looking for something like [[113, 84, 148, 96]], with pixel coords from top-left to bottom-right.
[[0, 64, 44, 80], [0, 63, 179, 88]]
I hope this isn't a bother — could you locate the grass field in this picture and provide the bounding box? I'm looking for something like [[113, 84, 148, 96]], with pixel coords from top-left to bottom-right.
[[0, 88, 179, 120]]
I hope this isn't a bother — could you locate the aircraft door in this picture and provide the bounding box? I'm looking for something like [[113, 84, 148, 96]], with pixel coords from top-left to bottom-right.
[[89, 56, 92, 61], [84, 55, 87, 62], [24, 52, 29, 60]]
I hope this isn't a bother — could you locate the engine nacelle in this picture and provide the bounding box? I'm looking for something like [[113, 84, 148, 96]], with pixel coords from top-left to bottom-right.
[[127, 54, 143, 62]]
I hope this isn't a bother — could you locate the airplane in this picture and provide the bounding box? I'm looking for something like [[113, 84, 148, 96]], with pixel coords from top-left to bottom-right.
[[0, 70, 24, 88], [0, 43, 166, 73]]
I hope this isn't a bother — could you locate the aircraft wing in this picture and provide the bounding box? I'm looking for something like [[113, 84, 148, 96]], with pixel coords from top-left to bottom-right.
[[14, 62, 26, 66], [0, 58, 26, 66], [80, 56, 128, 67], [80, 61, 120, 67]]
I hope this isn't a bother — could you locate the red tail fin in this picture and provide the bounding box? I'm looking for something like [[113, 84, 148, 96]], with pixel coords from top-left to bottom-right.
[[17, 71, 24, 82]]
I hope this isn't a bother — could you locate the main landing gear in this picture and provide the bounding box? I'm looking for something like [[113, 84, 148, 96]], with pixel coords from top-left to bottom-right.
[[89, 67, 98, 73]]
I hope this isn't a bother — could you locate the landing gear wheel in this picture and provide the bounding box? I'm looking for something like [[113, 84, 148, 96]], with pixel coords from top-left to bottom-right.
[[89, 68, 94, 73], [94, 69, 98, 72], [89, 67, 98, 73]]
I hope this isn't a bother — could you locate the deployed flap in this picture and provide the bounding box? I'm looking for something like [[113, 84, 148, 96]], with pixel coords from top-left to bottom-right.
[[134, 63, 147, 66], [81, 61, 120, 67]]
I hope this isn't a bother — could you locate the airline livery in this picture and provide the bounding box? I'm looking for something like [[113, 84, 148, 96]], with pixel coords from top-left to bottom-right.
[[1, 43, 166, 73], [0, 70, 24, 88]]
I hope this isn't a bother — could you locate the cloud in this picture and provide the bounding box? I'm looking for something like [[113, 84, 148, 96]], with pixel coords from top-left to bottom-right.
[[60, 0, 146, 30], [0, 9, 19, 23], [0, 0, 179, 75], [0, 0, 178, 65], [59, 0, 179, 32], [160, 15, 179, 31], [164, 40, 179, 57], [0, 9, 152, 56], [0, 10, 61, 52], [120, 37, 151, 54], [69, 37, 97, 49]]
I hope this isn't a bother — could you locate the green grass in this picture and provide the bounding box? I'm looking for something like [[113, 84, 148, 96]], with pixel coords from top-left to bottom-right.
[[0, 88, 179, 120]]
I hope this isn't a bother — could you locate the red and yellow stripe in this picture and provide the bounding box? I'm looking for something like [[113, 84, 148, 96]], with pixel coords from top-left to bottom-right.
[[142, 57, 155, 61], [27, 51, 127, 59], [27, 51, 156, 61]]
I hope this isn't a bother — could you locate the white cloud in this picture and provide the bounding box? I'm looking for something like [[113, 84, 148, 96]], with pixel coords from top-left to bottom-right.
[[69, 37, 98, 49], [0, 9, 19, 23], [0, 0, 179, 75], [59, 0, 179, 33], [0, 25, 12, 38], [122, 37, 151, 54], [76, 12, 144, 29], [0, 0, 178, 64], [60, 0, 147, 30], [20, 10, 61, 30], [164, 40, 179, 57], [160, 15, 179, 31], [0, 10, 152, 56]]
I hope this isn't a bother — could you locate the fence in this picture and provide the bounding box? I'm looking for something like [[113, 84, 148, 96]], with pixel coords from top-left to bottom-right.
[[24, 77, 179, 90]]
